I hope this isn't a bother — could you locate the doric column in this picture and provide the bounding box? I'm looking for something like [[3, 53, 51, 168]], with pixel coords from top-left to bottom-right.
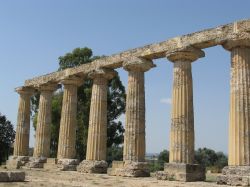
[[223, 39, 250, 166], [77, 68, 116, 174], [14, 87, 34, 156], [86, 68, 117, 161], [57, 76, 83, 159], [167, 47, 204, 164], [217, 38, 250, 186], [123, 57, 155, 163], [155, 47, 206, 182], [107, 57, 155, 177], [33, 83, 57, 158]]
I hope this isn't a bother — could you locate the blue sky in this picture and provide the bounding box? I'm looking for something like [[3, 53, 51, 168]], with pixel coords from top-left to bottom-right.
[[0, 0, 249, 154]]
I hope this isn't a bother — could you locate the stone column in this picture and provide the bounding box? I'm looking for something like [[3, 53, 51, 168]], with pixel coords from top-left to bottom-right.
[[13, 87, 34, 157], [217, 39, 250, 186], [156, 47, 205, 182], [7, 87, 34, 169], [33, 84, 57, 158], [57, 76, 83, 171], [108, 57, 155, 177], [77, 68, 117, 174]]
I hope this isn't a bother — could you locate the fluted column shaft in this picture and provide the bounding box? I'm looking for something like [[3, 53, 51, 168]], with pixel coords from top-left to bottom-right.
[[123, 71, 145, 162], [166, 47, 204, 164], [57, 78, 82, 159], [170, 61, 194, 163], [14, 87, 34, 156], [224, 41, 250, 166], [86, 69, 116, 161], [33, 84, 57, 158], [123, 57, 155, 162]]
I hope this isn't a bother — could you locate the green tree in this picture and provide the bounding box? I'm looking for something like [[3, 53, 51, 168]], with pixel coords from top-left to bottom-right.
[[32, 47, 125, 160], [0, 113, 15, 164], [195, 147, 228, 172], [148, 149, 169, 172]]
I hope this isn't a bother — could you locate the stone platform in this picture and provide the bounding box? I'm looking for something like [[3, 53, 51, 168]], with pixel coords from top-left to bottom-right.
[[156, 163, 205, 182], [77, 160, 108, 174], [108, 161, 150, 177], [0, 171, 25, 182], [217, 166, 250, 186]]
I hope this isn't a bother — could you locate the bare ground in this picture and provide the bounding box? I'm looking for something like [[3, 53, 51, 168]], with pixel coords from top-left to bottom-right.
[[0, 168, 231, 187]]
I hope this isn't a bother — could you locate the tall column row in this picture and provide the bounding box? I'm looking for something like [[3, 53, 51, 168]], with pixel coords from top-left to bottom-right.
[[10, 38, 250, 184]]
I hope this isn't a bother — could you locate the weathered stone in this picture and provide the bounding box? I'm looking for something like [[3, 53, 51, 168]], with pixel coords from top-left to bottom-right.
[[57, 76, 83, 159], [155, 163, 205, 182], [14, 87, 34, 157], [33, 84, 57, 158], [85, 69, 116, 162], [24, 156, 47, 168], [57, 159, 79, 171], [217, 166, 250, 186], [167, 48, 204, 164], [123, 58, 154, 164], [0, 171, 25, 182], [23, 19, 250, 87], [223, 43, 250, 166], [108, 161, 150, 177], [77, 160, 108, 174], [6, 156, 29, 169]]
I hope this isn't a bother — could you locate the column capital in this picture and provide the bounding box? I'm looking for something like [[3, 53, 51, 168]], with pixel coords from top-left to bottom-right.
[[60, 76, 84, 87], [223, 39, 250, 51], [15, 86, 35, 95], [38, 83, 58, 92], [123, 57, 156, 72], [166, 47, 205, 63], [88, 68, 117, 80]]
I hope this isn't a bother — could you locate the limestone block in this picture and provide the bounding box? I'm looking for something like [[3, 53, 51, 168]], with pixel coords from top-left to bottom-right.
[[57, 159, 79, 171], [217, 166, 250, 186], [6, 156, 29, 169], [0, 171, 25, 182], [77, 160, 108, 174], [108, 161, 149, 177], [156, 163, 205, 182]]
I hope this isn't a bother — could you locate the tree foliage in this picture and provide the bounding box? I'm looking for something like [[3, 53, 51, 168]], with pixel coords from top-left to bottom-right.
[[32, 47, 126, 160], [194, 147, 228, 172], [0, 113, 15, 164], [148, 149, 169, 172]]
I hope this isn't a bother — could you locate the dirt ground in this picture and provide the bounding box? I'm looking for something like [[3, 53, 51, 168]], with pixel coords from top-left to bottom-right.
[[0, 168, 230, 187]]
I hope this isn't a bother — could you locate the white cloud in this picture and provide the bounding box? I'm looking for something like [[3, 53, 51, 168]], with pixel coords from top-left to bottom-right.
[[160, 98, 172, 105]]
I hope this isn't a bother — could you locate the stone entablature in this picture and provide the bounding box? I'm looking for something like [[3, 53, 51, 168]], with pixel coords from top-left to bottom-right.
[[23, 19, 250, 87]]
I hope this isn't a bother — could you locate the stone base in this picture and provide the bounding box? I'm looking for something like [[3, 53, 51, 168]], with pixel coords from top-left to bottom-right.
[[217, 166, 250, 186], [77, 160, 108, 174], [6, 156, 30, 169], [108, 161, 150, 177], [24, 156, 47, 168], [0, 171, 25, 182], [155, 163, 205, 182], [57, 159, 79, 171]]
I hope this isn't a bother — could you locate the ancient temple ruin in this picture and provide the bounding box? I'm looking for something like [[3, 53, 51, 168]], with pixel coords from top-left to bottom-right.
[[7, 19, 250, 186]]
